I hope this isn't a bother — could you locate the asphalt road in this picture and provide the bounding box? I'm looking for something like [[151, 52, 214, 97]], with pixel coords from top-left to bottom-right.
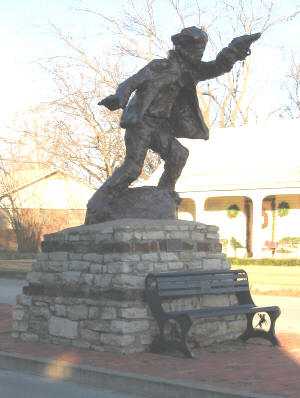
[[0, 278, 25, 304], [0, 369, 141, 398]]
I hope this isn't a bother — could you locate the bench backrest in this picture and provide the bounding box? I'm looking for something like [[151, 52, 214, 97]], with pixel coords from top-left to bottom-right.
[[145, 269, 253, 309]]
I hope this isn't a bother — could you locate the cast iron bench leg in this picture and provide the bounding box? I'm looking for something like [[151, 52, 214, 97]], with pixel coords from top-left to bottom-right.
[[149, 319, 167, 354], [240, 310, 281, 346], [149, 315, 193, 358], [175, 314, 193, 358]]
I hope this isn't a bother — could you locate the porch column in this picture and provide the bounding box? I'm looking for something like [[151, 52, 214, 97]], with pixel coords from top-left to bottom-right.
[[251, 194, 265, 258], [195, 195, 207, 222]]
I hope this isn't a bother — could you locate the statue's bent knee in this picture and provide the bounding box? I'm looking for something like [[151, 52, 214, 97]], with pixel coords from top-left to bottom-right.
[[123, 157, 144, 179]]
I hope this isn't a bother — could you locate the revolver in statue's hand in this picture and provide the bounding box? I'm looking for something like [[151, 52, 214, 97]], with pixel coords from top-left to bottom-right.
[[228, 32, 261, 61], [98, 94, 121, 111]]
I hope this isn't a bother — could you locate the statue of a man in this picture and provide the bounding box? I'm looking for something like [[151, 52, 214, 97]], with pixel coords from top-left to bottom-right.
[[86, 27, 260, 224]]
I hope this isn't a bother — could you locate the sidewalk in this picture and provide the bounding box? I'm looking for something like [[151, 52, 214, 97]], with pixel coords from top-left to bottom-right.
[[0, 304, 299, 398]]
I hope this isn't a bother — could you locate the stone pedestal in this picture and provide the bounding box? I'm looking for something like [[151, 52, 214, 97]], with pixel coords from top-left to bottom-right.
[[13, 219, 245, 353]]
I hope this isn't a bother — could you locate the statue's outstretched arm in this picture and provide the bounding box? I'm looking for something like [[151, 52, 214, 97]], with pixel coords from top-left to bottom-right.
[[197, 32, 261, 81]]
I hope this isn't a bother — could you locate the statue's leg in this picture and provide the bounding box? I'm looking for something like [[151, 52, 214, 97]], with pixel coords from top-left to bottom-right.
[[153, 135, 189, 191], [86, 125, 150, 213]]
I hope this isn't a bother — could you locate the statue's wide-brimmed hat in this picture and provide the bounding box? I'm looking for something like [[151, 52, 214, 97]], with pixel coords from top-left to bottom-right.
[[171, 26, 208, 46]]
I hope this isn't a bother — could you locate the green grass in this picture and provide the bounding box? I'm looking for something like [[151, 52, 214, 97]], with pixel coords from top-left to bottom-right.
[[231, 265, 300, 296], [229, 258, 300, 266], [0, 259, 33, 278]]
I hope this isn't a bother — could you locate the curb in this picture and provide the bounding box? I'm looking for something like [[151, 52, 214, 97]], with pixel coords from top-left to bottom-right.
[[0, 350, 283, 398]]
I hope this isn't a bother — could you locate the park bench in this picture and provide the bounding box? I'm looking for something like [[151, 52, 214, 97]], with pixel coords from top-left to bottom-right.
[[145, 269, 281, 357]]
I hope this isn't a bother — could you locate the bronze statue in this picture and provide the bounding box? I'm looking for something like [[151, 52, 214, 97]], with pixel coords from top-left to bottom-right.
[[85, 27, 260, 224]]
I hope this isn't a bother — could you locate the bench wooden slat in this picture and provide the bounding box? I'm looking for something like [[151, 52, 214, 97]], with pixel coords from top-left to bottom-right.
[[159, 285, 249, 297], [168, 304, 279, 319]]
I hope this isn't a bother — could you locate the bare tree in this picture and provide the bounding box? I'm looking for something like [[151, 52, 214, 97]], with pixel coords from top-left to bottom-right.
[[0, 161, 49, 252], [283, 56, 300, 118]]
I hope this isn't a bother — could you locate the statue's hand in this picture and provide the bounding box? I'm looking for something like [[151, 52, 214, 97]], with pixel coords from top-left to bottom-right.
[[98, 81, 132, 111], [228, 32, 261, 61], [98, 94, 121, 111]]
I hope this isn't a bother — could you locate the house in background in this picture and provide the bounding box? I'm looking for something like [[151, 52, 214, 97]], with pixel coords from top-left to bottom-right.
[[146, 119, 300, 258], [0, 165, 94, 250]]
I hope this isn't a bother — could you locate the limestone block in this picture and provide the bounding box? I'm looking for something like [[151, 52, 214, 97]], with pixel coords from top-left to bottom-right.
[[206, 233, 219, 240], [141, 231, 165, 240], [160, 252, 179, 261], [16, 294, 32, 306], [83, 253, 103, 263], [167, 261, 185, 271], [62, 271, 81, 284], [82, 320, 111, 333], [49, 316, 78, 339], [69, 253, 83, 260], [49, 252, 68, 261], [40, 273, 59, 285], [31, 306, 50, 319], [20, 333, 39, 343], [101, 333, 135, 347], [90, 264, 106, 274], [95, 233, 114, 242], [227, 317, 246, 332], [54, 304, 67, 317], [68, 234, 80, 241], [27, 272, 42, 284], [80, 328, 101, 342], [184, 261, 203, 271], [106, 262, 132, 274], [28, 319, 48, 337], [120, 307, 148, 319], [167, 231, 190, 240], [141, 252, 159, 261], [81, 273, 94, 285], [67, 305, 89, 321], [139, 333, 152, 345], [201, 294, 231, 307], [100, 307, 117, 320], [136, 262, 154, 272], [31, 260, 40, 271], [207, 225, 219, 233], [112, 274, 144, 289], [120, 254, 140, 262], [154, 262, 169, 272], [94, 274, 112, 288], [190, 232, 205, 240], [44, 261, 63, 273], [72, 340, 91, 349], [12, 308, 27, 321], [36, 252, 49, 261], [68, 261, 90, 272], [88, 307, 99, 319], [202, 258, 223, 270], [111, 320, 149, 333], [113, 231, 134, 241], [13, 320, 28, 332]]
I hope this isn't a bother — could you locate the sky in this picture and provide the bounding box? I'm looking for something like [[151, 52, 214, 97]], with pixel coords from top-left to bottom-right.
[[0, 0, 299, 135]]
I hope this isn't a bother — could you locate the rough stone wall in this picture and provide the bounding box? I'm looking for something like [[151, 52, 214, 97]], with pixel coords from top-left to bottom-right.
[[13, 219, 245, 353]]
